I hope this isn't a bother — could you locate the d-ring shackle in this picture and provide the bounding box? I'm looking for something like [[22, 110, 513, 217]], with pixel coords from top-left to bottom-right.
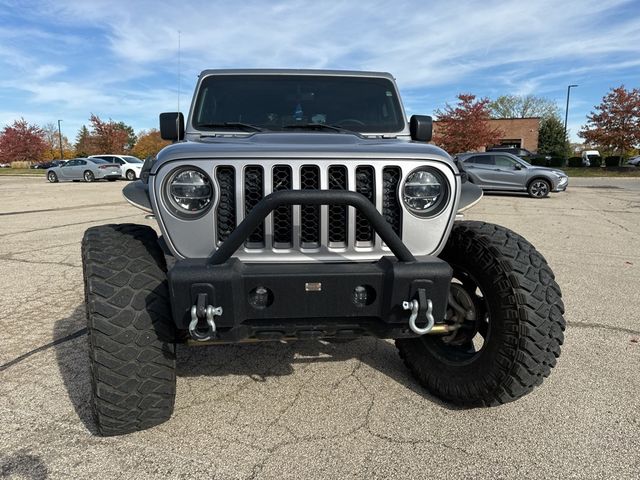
[[402, 298, 435, 335]]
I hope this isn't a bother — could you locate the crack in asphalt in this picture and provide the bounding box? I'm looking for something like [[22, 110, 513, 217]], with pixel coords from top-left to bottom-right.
[[0, 328, 87, 372], [0, 256, 80, 268], [0, 201, 124, 217], [0, 214, 141, 238], [567, 321, 640, 336]]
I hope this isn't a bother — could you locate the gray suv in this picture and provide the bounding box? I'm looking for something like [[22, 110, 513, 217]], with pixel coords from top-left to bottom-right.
[[81, 69, 565, 436], [456, 152, 568, 198]]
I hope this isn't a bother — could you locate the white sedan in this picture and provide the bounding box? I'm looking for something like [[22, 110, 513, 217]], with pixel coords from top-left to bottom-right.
[[89, 155, 144, 180]]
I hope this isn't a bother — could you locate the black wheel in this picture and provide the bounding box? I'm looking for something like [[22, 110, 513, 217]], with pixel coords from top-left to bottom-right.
[[528, 178, 550, 198], [82, 224, 176, 436], [396, 221, 565, 406], [47, 171, 58, 183], [126, 170, 136, 181], [84, 170, 95, 182]]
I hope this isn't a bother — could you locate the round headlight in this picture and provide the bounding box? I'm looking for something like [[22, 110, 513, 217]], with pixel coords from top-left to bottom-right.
[[166, 168, 213, 217], [402, 168, 448, 217]]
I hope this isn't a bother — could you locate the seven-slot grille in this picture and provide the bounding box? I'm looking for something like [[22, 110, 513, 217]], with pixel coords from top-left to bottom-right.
[[215, 164, 402, 250]]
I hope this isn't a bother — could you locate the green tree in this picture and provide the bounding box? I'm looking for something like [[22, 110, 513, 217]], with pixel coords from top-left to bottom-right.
[[490, 95, 559, 120], [538, 116, 570, 158], [117, 121, 137, 151], [75, 125, 94, 157]]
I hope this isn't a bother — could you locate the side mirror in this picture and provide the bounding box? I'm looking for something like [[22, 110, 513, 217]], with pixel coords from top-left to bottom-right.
[[409, 115, 432, 142], [159, 112, 185, 141], [514, 164, 522, 170]]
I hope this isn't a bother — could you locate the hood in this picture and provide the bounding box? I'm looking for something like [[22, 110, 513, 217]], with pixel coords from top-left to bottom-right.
[[153, 132, 453, 173], [530, 165, 566, 175]]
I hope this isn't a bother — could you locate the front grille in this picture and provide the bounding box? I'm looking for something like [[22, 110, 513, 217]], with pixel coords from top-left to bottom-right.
[[217, 164, 403, 251]]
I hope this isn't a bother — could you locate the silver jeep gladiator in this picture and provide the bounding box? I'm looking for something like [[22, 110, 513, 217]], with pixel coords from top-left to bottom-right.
[[82, 69, 565, 436]]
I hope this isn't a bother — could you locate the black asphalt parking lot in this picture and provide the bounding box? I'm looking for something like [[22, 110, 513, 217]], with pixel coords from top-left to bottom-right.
[[1, 176, 639, 479]]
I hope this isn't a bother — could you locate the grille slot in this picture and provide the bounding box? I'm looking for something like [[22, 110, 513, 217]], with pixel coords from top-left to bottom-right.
[[355, 166, 375, 243], [328, 166, 348, 244], [272, 165, 293, 246], [216, 166, 236, 245], [383, 167, 402, 236], [244, 166, 264, 246], [300, 165, 320, 247]]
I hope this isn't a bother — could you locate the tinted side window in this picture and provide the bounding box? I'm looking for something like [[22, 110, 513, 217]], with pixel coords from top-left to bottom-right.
[[474, 156, 495, 166], [78, 160, 87, 165], [494, 155, 518, 167]]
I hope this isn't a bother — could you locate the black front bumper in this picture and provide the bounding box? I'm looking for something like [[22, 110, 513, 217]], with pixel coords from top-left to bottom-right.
[[166, 189, 452, 342], [168, 255, 452, 342]]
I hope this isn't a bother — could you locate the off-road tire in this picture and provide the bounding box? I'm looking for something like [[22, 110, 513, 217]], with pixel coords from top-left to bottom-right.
[[84, 170, 95, 182], [396, 221, 565, 406], [82, 224, 176, 436], [527, 178, 550, 198]]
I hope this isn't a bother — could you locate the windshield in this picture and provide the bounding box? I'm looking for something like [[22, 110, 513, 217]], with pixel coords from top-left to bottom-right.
[[193, 74, 405, 133], [123, 156, 143, 163]]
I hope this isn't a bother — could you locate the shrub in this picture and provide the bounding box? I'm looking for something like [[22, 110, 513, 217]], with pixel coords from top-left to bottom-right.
[[588, 156, 602, 167], [11, 161, 31, 169], [529, 156, 548, 166], [604, 156, 622, 167], [548, 157, 566, 168], [568, 157, 582, 167]]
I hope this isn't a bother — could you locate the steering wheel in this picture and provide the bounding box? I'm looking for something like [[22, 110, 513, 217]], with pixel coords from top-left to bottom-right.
[[335, 118, 366, 127]]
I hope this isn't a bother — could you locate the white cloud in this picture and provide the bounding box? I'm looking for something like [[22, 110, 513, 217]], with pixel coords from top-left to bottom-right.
[[1, 0, 639, 140]]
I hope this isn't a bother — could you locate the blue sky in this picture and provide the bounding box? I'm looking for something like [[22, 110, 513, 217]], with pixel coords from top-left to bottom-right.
[[1, 0, 638, 143]]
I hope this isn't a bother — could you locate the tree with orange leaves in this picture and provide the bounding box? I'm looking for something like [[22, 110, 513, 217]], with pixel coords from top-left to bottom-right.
[[433, 94, 503, 153], [579, 85, 640, 156]]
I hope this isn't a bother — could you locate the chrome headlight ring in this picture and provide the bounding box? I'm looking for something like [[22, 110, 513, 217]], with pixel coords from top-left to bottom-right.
[[401, 167, 449, 218], [163, 166, 214, 219]]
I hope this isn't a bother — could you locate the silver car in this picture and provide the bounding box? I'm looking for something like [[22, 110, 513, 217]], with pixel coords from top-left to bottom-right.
[[46, 158, 122, 183], [456, 152, 568, 198]]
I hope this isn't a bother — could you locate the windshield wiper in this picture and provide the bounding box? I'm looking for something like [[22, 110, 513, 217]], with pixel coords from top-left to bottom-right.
[[281, 123, 356, 134], [197, 122, 265, 132]]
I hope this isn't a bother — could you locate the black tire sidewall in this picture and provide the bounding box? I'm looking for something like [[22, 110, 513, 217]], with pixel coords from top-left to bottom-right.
[[84, 171, 94, 182], [48, 172, 58, 183], [416, 255, 510, 383], [126, 170, 135, 180]]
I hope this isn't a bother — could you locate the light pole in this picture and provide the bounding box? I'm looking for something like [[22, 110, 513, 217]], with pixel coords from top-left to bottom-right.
[[563, 85, 578, 138], [57, 119, 63, 159]]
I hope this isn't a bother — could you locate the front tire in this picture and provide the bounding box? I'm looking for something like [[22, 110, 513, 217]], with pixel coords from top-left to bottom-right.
[[396, 221, 565, 406], [126, 169, 136, 181], [84, 170, 95, 182], [528, 178, 550, 198], [47, 171, 58, 183], [82, 224, 176, 436]]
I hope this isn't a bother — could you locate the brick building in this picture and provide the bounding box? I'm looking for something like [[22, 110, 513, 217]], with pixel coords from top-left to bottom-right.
[[433, 117, 541, 151]]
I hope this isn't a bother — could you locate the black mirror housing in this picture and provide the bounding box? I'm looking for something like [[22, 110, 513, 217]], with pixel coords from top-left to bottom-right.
[[160, 112, 185, 141], [409, 115, 433, 142]]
